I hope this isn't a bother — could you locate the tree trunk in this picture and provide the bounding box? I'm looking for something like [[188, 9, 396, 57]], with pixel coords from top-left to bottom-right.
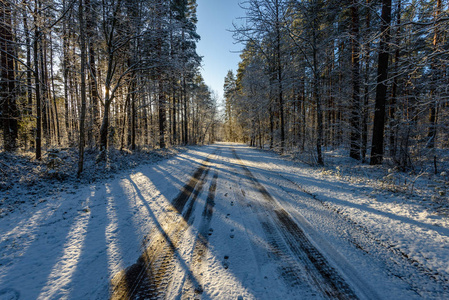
[[349, 0, 361, 160], [183, 77, 188, 145], [99, 99, 111, 152], [159, 79, 166, 148], [99, 50, 115, 153], [86, 0, 100, 147], [361, 0, 371, 162], [172, 86, 177, 145], [62, 4, 71, 145], [40, 35, 50, 146], [389, 0, 401, 158], [275, 0, 285, 153], [427, 0, 442, 149], [77, 0, 87, 177], [23, 3, 33, 149], [122, 91, 130, 150], [49, 33, 61, 145], [269, 98, 274, 149], [143, 93, 149, 146], [131, 82, 136, 150], [370, 0, 392, 165], [34, 1, 42, 160], [313, 31, 324, 165]]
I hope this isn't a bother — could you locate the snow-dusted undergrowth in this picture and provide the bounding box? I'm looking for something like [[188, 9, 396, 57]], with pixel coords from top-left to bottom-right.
[[282, 147, 449, 217], [0, 147, 184, 218]]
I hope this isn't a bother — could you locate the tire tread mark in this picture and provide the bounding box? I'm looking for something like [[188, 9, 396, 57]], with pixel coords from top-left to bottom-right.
[[232, 148, 358, 300], [110, 151, 217, 300], [182, 171, 219, 299]]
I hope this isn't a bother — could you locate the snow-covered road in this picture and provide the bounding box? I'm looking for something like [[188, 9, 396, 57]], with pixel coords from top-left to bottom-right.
[[1, 143, 448, 299]]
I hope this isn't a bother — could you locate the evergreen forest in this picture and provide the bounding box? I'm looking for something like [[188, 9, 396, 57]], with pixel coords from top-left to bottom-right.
[[0, 0, 217, 176], [1, 0, 448, 176], [226, 0, 448, 169]]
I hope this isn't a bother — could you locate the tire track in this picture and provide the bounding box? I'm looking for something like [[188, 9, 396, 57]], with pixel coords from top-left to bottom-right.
[[232, 148, 358, 300], [182, 171, 218, 299], [110, 151, 217, 300], [266, 159, 448, 298]]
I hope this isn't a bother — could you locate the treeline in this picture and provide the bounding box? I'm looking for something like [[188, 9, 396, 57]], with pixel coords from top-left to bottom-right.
[[226, 0, 448, 168], [0, 0, 217, 175]]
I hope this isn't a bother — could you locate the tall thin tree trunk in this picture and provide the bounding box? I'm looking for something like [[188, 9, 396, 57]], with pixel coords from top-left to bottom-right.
[[427, 0, 442, 149], [361, 0, 371, 161], [40, 35, 52, 146], [23, 3, 33, 149], [63, 10, 71, 145], [183, 77, 188, 145], [370, 0, 392, 165], [158, 78, 166, 148], [172, 86, 177, 145], [131, 82, 136, 150], [350, 0, 361, 160], [122, 91, 130, 150], [49, 33, 61, 145], [143, 92, 149, 146], [99, 98, 111, 152], [269, 98, 274, 149], [99, 48, 115, 153], [34, 3, 42, 160], [275, 0, 285, 153], [86, 0, 99, 148], [77, 0, 87, 177], [389, 0, 401, 158], [313, 31, 324, 165]]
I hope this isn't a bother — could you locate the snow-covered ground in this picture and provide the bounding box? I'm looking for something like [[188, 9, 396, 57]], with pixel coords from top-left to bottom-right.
[[238, 145, 449, 298], [0, 143, 448, 299]]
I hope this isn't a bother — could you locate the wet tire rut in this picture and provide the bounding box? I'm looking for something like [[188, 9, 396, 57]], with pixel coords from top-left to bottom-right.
[[110, 151, 218, 300], [231, 149, 359, 300]]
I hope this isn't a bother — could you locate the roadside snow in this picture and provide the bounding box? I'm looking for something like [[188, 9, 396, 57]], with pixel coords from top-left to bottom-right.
[[243, 146, 449, 297]]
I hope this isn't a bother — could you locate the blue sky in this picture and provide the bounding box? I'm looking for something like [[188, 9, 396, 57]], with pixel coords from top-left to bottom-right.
[[196, 0, 245, 101]]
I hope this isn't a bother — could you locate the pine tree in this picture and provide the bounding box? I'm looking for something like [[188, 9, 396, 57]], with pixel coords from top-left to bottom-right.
[[224, 70, 237, 142]]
